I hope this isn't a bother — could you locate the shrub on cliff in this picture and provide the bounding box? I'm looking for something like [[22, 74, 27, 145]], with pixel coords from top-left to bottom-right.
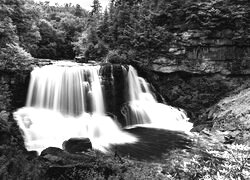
[[84, 41, 108, 62], [105, 50, 124, 64], [0, 43, 34, 71]]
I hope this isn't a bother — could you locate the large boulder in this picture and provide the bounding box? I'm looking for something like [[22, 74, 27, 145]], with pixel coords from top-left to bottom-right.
[[63, 138, 92, 153]]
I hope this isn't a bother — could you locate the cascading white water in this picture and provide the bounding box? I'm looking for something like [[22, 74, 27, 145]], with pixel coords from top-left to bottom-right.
[[14, 62, 137, 153], [26, 64, 105, 115], [14, 62, 193, 154], [125, 66, 193, 132]]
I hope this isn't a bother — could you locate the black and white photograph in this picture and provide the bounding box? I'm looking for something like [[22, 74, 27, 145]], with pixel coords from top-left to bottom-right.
[[0, 0, 250, 179]]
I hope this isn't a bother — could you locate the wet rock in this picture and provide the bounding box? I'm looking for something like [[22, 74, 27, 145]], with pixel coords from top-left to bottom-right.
[[43, 154, 64, 164], [0, 131, 11, 145], [40, 147, 69, 164], [100, 64, 128, 126], [0, 111, 9, 122], [40, 146, 95, 164], [25, 150, 38, 160], [40, 147, 64, 157], [63, 138, 92, 153]]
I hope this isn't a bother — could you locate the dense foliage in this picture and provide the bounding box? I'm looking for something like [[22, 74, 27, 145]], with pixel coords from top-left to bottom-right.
[[0, 0, 88, 61], [96, 0, 250, 63], [1, 0, 249, 62], [0, 0, 249, 63]]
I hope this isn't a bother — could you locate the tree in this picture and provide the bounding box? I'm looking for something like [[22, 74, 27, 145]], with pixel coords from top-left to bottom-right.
[[0, 0, 33, 65], [98, 8, 110, 42], [0, 17, 18, 48], [74, 4, 85, 17], [90, 0, 102, 20], [72, 31, 88, 56]]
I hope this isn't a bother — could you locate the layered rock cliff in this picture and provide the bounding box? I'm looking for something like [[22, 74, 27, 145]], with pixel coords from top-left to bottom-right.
[[134, 0, 250, 127]]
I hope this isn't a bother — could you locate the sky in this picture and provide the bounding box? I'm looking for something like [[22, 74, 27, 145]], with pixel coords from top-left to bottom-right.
[[34, 0, 110, 11]]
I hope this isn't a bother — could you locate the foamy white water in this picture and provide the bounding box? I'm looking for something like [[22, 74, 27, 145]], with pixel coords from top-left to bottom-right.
[[26, 64, 105, 116], [15, 63, 137, 153], [125, 66, 193, 132], [14, 62, 192, 154], [14, 107, 137, 153]]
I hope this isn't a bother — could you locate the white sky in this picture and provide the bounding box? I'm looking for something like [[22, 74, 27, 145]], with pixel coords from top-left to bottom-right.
[[34, 0, 110, 11]]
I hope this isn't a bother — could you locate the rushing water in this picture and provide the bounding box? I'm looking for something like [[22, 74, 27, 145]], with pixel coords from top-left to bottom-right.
[[25, 64, 104, 115], [124, 66, 193, 131], [14, 62, 192, 153]]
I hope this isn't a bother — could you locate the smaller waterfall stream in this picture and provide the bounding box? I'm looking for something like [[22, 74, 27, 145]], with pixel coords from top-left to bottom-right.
[[14, 62, 192, 154], [124, 66, 193, 131]]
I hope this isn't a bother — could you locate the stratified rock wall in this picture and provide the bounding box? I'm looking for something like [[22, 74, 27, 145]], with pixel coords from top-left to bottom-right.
[[151, 39, 250, 75], [150, 0, 250, 75], [137, 0, 250, 125]]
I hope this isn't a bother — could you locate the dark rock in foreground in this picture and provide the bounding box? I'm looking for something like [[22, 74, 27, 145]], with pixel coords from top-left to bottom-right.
[[63, 138, 92, 153]]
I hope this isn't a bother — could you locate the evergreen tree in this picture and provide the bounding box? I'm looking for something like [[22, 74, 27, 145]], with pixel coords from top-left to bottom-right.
[[74, 4, 83, 17], [90, 0, 102, 20], [98, 8, 109, 42]]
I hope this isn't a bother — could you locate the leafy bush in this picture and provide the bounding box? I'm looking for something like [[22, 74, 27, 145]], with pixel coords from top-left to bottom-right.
[[0, 43, 33, 71], [105, 50, 123, 64], [163, 144, 250, 179], [84, 41, 108, 62]]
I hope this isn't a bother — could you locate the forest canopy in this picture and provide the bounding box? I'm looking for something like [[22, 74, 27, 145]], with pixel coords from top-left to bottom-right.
[[0, 0, 249, 63]]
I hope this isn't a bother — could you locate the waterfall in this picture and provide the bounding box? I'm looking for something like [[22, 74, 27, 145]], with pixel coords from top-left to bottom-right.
[[128, 66, 156, 103], [14, 62, 192, 154], [26, 64, 105, 115], [14, 62, 137, 153], [124, 66, 193, 132]]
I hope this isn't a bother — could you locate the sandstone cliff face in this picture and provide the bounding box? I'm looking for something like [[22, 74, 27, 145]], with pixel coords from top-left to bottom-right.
[[150, 0, 250, 74], [140, 1, 250, 126], [152, 42, 250, 75]]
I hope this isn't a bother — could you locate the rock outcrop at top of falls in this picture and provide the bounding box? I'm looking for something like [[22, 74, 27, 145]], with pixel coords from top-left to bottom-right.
[[141, 0, 250, 75]]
